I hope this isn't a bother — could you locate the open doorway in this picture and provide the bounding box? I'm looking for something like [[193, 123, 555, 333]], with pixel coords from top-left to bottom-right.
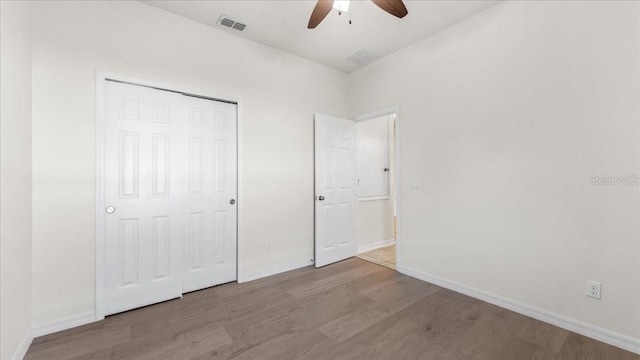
[[354, 110, 398, 270]]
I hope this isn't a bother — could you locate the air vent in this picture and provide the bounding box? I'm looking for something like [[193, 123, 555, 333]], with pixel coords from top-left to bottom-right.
[[232, 23, 246, 31], [220, 18, 235, 27], [217, 15, 247, 32], [346, 49, 379, 65]]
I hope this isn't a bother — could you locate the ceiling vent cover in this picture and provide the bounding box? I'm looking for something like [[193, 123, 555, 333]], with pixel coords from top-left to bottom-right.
[[217, 15, 247, 32], [346, 49, 379, 65]]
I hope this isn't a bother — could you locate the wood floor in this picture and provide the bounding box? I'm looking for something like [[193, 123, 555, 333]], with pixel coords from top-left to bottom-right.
[[26, 258, 639, 360]]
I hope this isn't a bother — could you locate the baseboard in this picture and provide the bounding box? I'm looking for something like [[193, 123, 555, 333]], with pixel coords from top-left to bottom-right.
[[357, 239, 396, 254], [240, 260, 312, 283], [11, 329, 33, 360], [32, 311, 98, 338], [397, 265, 640, 355]]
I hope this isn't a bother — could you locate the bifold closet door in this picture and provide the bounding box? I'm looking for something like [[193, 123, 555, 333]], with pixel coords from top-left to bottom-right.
[[103, 81, 237, 316]]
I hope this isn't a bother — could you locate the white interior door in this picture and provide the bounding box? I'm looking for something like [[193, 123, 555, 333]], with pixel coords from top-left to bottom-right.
[[103, 81, 237, 315], [314, 113, 356, 267], [181, 96, 237, 293]]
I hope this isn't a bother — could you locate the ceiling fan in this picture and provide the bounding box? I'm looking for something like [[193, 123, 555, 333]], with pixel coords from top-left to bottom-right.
[[308, 0, 408, 29]]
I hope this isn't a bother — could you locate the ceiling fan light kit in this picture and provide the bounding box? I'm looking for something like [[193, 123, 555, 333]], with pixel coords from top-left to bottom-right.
[[333, 0, 350, 13], [307, 0, 408, 29]]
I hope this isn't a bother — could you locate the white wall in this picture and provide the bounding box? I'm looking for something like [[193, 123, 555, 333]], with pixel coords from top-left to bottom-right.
[[0, 1, 33, 359], [356, 201, 394, 251], [31, 0, 348, 327], [349, 0, 640, 343], [356, 115, 395, 251], [356, 116, 389, 198]]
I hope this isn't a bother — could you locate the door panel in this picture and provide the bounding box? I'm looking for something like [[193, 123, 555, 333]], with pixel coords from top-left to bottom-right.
[[182, 96, 237, 293], [104, 82, 184, 315], [104, 81, 237, 315], [314, 113, 356, 267]]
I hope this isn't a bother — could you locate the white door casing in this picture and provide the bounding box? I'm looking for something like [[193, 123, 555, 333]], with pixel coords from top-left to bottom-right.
[[314, 113, 357, 267], [103, 80, 237, 315]]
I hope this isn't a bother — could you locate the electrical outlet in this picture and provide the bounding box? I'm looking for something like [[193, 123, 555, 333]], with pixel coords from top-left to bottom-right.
[[265, 242, 271, 251], [586, 280, 601, 299]]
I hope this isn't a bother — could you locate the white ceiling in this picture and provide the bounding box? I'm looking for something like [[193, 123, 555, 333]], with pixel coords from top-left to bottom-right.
[[142, 0, 500, 73]]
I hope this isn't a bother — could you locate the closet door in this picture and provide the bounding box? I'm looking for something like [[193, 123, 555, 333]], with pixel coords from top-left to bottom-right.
[[103, 81, 237, 315], [104, 81, 184, 315], [181, 96, 237, 293]]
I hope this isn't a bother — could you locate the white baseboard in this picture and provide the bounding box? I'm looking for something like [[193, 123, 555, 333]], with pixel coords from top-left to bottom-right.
[[239, 260, 312, 283], [11, 329, 33, 360], [397, 265, 640, 355], [357, 239, 396, 254], [32, 311, 98, 338]]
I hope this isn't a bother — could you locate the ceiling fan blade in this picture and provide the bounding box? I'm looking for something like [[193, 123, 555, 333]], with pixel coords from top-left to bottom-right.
[[308, 0, 334, 29], [370, 0, 408, 18]]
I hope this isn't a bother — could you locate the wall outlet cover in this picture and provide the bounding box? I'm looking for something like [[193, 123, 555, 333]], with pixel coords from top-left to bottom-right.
[[586, 280, 601, 299]]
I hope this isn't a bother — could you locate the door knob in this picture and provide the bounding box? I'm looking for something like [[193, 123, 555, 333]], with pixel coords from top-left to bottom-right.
[[105, 206, 116, 214], [230, 199, 236, 205], [318, 195, 325, 201]]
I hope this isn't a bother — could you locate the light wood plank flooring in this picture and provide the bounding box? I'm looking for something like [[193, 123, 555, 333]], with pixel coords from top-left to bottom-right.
[[357, 244, 396, 270], [25, 258, 639, 360]]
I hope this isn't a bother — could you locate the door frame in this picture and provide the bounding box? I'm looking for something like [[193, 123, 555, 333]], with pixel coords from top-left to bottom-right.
[[94, 72, 243, 320], [353, 105, 401, 266]]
